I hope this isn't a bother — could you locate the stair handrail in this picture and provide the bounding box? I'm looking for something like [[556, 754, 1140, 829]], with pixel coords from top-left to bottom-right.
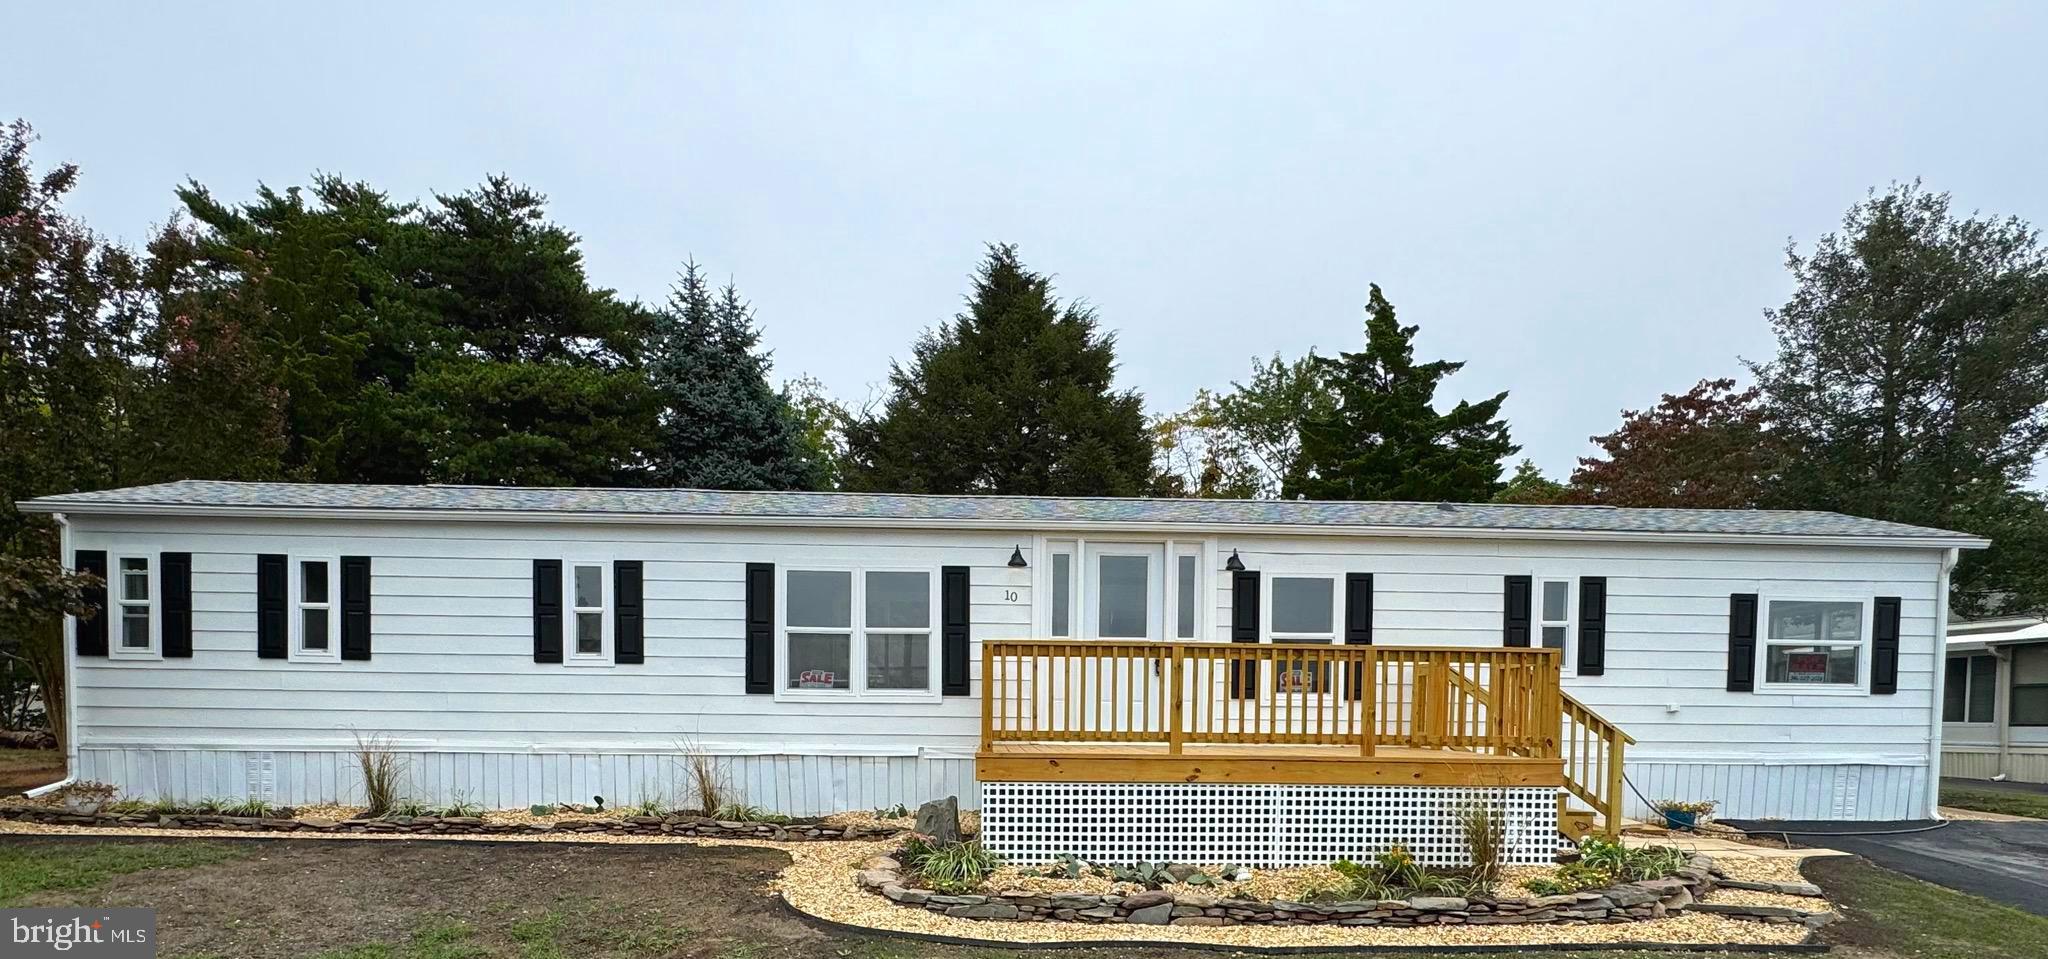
[[1559, 691, 1633, 840]]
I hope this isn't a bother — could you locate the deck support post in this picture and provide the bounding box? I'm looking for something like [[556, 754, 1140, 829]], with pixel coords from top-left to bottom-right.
[[1167, 643, 1185, 755], [1603, 734, 1626, 840], [1360, 646, 1377, 756]]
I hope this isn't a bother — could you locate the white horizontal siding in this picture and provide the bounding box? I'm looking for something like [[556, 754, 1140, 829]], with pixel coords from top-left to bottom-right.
[[68, 514, 1946, 820]]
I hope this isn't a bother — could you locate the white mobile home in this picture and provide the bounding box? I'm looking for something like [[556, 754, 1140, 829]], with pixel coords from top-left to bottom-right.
[[22, 482, 1981, 862]]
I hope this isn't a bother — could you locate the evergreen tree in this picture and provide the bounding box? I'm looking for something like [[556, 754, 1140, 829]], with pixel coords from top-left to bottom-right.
[[843, 245, 1154, 496], [644, 263, 818, 490], [407, 178, 657, 486], [1752, 182, 2048, 615], [1493, 460, 1570, 505], [1285, 284, 1515, 501]]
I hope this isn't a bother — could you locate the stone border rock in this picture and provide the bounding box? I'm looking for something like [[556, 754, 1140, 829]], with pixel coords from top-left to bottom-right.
[[0, 804, 900, 843], [855, 853, 1839, 931]]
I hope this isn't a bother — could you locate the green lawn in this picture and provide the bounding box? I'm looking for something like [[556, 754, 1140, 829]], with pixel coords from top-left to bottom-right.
[[0, 841, 246, 906], [1940, 782, 2048, 819], [1805, 854, 2048, 959]]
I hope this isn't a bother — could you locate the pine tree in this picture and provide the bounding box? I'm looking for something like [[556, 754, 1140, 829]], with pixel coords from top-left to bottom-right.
[[644, 262, 818, 490], [1285, 284, 1515, 502], [844, 244, 1155, 496], [1493, 460, 1570, 505], [1752, 182, 2048, 615]]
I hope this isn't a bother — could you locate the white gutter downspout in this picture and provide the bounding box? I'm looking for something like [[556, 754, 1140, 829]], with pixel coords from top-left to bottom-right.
[[1925, 547, 1959, 819], [24, 511, 78, 799]]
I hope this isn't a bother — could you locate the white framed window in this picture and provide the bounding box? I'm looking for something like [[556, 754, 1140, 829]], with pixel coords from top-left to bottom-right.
[[569, 562, 609, 664], [1943, 654, 1996, 724], [111, 555, 156, 658], [2013, 646, 2048, 728], [1174, 550, 1200, 640], [1268, 575, 1337, 693], [291, 557, 339, 661], [1759, 597, 1868, 692], [1538, 578, 1573, 672], [780, 566, 936, 700], [1048, 544, 1075, 639]]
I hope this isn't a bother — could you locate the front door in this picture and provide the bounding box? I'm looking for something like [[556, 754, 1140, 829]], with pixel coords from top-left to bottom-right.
[[1083, 543, 1164, 642]]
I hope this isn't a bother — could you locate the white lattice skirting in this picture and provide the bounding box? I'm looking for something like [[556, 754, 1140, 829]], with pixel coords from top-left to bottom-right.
[[979, 783, 1559, 867]]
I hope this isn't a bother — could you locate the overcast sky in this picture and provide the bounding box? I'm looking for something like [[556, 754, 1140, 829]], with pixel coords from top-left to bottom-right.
[[12, 1, 2047, 480]]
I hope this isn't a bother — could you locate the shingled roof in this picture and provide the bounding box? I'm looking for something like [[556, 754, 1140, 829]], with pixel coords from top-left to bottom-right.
[[17, 480, 1987, 546]]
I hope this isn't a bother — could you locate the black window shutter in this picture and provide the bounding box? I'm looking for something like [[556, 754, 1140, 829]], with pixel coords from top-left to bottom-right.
[[339, 556, 372, 661], [256, 553, 288, 659], [533, 560, 563, 663], [1727, 593, 1758, 692], [162, 552, 193, 658], [1230, 569, 1260, 697], [75, 550, 109, 657], [1872, 596, 1902, 695], [1503, 575, 1532, 647], [941, 565, 970, 696], [1344, 572, 1372, 700], [614, 561, 645, 664], [1576, 576, 1607, 676], [744, 562, 774, 694]]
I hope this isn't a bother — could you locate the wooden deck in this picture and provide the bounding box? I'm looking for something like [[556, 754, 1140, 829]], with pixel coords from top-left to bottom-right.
[[977, 639, 1632, 835], [976, 741, 1565, 787]]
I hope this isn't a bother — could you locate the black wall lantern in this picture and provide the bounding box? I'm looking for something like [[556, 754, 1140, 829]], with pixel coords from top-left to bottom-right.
[[1224, 549, 1245, 572], [1008, 546, 1028, 568]]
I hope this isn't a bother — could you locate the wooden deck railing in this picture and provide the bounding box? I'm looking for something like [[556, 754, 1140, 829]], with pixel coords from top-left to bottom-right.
[[979, 640, 1563, 758], [979, 639, 1635, 839], [1560, 692, 1635, 839]]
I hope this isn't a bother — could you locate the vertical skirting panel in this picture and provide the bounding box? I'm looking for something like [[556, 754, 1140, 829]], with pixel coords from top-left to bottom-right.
[[1943, 748, 2048, 785], [77, 748, 978, 816], [1620, 762, 1930, 821]]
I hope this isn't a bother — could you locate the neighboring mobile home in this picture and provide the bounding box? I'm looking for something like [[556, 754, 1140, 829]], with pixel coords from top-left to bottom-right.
[[1941, 616, 2048, 784], [21, 482, 1982, 864]]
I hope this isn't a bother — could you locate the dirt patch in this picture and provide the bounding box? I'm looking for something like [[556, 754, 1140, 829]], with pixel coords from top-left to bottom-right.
[[11, 837, 829, 958], [0, 749, 62, 797]]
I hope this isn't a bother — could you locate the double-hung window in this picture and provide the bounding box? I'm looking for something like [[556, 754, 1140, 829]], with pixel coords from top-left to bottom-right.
[[1761, 598, 1866, 688], [2014, 646, 2048, 727], [1269, 575, 1336, 693], [1943, 654, 1996, 724], [294, 558, 338, 660], [1538, 579, 1573, 668], [783, 568, 935, 697], [114, 556, 154, 656], [570, 563, 608, 662]]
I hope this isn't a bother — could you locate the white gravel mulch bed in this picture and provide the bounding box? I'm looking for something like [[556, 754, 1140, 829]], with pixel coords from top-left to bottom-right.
[[0, 818, 1814, 948], [1712, 855, 1814, 885], [1702, 887, 1828, 910], [774, 839, 1814, 948]]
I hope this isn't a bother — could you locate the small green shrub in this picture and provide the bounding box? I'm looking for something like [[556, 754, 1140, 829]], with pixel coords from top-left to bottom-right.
[[191, 797, 228, 814], [874, 803, 910, 818], [103, 799, 153, 814], [529, 803, 557, 816], [903, 839, 1001, 894], [385, 798, 431, 819], [1525, 861, 1614, 896], [714, 802, 791, 825], [222, 798, 274, 818]]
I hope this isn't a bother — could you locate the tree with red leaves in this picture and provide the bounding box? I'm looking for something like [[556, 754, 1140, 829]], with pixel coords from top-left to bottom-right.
[[1569, 378, 1780, 509]]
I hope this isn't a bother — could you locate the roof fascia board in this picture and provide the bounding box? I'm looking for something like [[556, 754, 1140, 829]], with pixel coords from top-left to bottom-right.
[[22, 500, 1991, 550]]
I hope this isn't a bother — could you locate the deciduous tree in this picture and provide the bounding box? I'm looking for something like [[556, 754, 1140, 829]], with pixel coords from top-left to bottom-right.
[[1569, 378, 1779, 509]]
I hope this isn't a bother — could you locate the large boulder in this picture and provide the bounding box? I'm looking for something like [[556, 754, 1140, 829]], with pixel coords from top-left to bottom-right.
[[914, 796, 961, 845]]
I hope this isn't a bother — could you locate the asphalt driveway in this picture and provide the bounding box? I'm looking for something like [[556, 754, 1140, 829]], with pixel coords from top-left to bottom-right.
[[1727, 818, 2048, 916]]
